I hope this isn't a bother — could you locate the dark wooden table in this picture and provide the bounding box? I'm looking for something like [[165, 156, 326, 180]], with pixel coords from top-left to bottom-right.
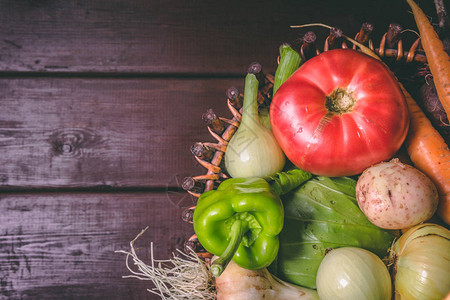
[[0, 0, 438, 299]]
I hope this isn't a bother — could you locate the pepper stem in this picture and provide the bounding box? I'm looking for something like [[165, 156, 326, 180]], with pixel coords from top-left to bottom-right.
[[211, 220, 244, 277], [268, 168, 313, 196]]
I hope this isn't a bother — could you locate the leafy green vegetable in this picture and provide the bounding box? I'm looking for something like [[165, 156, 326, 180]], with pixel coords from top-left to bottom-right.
[[273, 44, 302, 95], [269, 176, 398, 289]]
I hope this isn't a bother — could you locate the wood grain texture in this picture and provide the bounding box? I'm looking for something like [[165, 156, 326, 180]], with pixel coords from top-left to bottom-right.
[[0, 0, 431, 75], [0, 77, 242, 189], [0, 191, 195, 299]]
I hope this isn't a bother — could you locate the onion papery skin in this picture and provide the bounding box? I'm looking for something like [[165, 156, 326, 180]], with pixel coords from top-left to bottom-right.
[[316, 247, 392, 300], [391, 223, 450, 300]]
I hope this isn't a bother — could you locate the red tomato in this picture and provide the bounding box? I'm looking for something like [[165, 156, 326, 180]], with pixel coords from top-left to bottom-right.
[[270, 49, 409, 176]]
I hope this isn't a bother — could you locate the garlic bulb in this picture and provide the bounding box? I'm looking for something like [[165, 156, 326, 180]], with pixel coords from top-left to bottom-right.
[[216, 260, 318, 300]]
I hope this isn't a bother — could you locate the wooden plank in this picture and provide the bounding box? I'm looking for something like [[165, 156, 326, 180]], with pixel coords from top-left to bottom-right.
[[0, 0, 431, 75], [0, 77, 241, 189], [0, 191, 196, 299]]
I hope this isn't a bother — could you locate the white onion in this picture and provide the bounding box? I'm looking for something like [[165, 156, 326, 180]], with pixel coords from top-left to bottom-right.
[[316, 247, 392, 300], [224, 73, 285, 178], [391, 223, 450, 299]]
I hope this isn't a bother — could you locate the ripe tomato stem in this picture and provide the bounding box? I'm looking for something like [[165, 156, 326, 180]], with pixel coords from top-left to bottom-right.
[[325, 87, 356, 114]]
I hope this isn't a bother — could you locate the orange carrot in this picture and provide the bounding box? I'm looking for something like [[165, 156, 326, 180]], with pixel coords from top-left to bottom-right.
[[400, 84, 450, 225], [405, 0, 450, 224], [406, 0, 450, 119]]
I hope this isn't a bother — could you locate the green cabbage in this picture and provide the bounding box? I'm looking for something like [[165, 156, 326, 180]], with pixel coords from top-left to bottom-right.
[[269, 176, 398, 289]]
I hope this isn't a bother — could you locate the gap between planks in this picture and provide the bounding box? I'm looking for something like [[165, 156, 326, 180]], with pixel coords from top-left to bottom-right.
[[0, 71, 249, 79]]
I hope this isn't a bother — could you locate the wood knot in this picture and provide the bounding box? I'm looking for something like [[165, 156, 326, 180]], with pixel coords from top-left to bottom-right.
[[49, 128, 102, 157]]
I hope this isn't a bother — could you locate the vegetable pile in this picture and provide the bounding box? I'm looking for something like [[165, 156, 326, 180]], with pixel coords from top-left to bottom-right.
[[120, 0, 450, 299]]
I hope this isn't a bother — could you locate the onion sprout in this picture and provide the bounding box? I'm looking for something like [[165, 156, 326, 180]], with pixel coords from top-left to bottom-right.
[[115, 227, 215, 300]]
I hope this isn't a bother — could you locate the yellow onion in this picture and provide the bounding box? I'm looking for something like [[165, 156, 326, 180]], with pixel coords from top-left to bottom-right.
[[391, 223, 450, 299]]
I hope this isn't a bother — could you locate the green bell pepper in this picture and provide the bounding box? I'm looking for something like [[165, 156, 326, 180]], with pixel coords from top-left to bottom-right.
[[193, 169, 312, 277]]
